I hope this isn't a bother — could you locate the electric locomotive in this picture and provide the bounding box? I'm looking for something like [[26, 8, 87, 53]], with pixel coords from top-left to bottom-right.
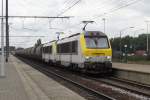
[[79, 31, 112, 73], [42, 31, 112, 73], [15, 31, 112, 74]]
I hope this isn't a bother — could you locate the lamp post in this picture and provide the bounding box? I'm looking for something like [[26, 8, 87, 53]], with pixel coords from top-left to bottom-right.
[[145, 21, 149, 54], [102, 18, 106, 33], [5, 0, 9, 62], [1, 0, 5, 77], [119, 27, 134, 62]]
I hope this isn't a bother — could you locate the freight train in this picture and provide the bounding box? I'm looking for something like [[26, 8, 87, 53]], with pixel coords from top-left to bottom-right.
[[15, 31, 112, 74]]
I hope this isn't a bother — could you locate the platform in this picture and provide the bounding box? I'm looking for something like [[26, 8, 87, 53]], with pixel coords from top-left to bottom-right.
[[113, 62, 150, 74], [0, 56, 85, 100], [112, 62, 150, 85]]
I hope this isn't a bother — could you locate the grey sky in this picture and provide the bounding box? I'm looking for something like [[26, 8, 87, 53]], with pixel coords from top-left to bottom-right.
[[0, 0, 150, 48]]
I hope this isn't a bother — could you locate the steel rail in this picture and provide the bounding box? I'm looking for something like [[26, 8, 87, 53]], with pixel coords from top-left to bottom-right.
[[92, 77, 150, 97], [110, 77, 150, 89]]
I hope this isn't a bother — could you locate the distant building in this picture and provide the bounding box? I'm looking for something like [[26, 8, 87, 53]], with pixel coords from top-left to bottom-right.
[[135, 50, 146, 56]]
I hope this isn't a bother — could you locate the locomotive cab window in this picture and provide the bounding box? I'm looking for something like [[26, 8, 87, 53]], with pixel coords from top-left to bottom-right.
[[85, 36, 109, 49]]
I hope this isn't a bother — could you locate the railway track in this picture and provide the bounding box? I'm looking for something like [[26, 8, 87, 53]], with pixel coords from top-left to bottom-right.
[[109, 77, 150, 95], [92, 77, 150, 97], [31, 64, 114, 100], [17, 56, 150, 100], [19, 57, 115, 100]]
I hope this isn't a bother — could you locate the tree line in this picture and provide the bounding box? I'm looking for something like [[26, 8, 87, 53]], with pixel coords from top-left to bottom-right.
[[110, 34, 150, 53]]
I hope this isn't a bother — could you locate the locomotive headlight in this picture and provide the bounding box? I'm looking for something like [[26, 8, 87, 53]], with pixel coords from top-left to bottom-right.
[[85, 56, 91, 60], [85, 56, 90, 59], [106, 56, 112, 61]]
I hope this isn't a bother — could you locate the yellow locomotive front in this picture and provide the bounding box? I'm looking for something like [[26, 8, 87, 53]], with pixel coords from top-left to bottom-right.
[[80, 31, 112, 73]]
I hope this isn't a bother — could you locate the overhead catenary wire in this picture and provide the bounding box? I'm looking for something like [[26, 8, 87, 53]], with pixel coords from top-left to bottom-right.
[[6, 0, 140, 33], [6, 0, 142, 26], [58, 0, 81, 16], [2, 0, 76, 48], [64, 0, 142, 33], [84, 0, 126, 13], [5, 0, 143, 35], [82, 0, 135, 19], [94, 0, 142, 19], [9, 25, 38, 32], [0, 16, 71, 19], [3, 0, 144, 49], [49, 0, 81, 26], [0, 36, 46, 37], [62, 0, 143, 32], [93, 0, 133, 11], [0, 15, 71, 31]]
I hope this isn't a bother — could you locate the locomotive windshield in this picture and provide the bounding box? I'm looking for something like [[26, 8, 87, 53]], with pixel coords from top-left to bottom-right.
[[85, 37, 109, 48]]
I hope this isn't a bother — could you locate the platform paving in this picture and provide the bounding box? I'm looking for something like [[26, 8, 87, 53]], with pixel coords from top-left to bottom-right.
[[0, 56, 86, 100], [113, 62, 150, 73], [0, 58, 29, 100], [112, 62, 150, 85]]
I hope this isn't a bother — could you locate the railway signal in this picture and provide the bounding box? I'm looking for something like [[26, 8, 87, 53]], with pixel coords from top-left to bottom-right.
[[124, 44, 127, 63], [56, 32, 64, 40], [119, 27, 134, 62]]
